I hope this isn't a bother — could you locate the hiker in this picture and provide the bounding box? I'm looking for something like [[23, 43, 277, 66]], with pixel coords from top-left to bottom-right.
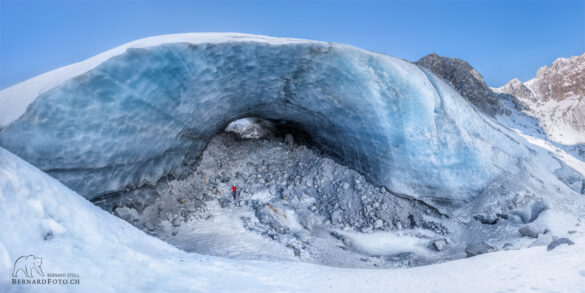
[[232, 186, 237, 200], [408, 213, 416, 228]]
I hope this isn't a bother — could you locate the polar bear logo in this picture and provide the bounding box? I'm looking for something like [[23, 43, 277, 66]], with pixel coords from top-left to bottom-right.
[[12, 255, 44, 278]]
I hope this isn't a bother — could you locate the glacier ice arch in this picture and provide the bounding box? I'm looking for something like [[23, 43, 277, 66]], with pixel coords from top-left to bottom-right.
[[0, 34, 572, 208]]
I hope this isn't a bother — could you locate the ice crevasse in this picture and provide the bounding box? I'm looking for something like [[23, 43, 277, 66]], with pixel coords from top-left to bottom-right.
[[0, 33, 578, 208]]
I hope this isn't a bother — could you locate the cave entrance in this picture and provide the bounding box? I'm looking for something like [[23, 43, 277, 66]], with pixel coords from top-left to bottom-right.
[[92, 116, 445, 268], [225, 117, 317, 148]]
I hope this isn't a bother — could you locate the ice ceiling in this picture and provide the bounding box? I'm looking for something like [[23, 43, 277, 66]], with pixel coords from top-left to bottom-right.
[[0, 38, 571, 208]]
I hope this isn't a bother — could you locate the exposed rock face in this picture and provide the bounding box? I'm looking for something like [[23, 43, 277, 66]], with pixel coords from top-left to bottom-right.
[[495, 54, 585, 145], [528, 55, 585, 103], [416, 53, 500, 115]]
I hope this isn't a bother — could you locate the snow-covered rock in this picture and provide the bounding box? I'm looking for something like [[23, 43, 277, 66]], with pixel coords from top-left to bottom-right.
[[225, 118, 273, 139], [518, 226, 539, 238], [464, 242, 494, 257], [433, 239, 447, 251]]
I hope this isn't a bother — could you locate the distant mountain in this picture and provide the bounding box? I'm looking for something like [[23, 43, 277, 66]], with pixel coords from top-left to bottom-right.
[[494, 54, 585, 145]]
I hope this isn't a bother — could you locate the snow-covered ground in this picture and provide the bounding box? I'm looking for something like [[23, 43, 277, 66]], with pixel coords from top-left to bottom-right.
[[1, 146, 584, 292]]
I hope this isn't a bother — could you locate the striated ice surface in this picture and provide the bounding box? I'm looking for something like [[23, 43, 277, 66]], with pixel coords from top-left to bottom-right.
[[0, 34, 581, 207]]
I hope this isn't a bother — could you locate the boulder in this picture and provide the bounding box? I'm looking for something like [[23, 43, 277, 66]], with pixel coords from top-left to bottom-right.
[[519, 226, 539, 238], [171, 217, 182, 227], [433, 239, 447, 251], [547, 238, 575, 251], [218, 198, 231, 208], [465, 242, 494, 257], [374, 219, 384, 229], [143, 222, 155, 231]]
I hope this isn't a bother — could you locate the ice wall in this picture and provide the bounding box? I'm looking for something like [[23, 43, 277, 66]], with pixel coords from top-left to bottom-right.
[[0, 35, 559, 205]]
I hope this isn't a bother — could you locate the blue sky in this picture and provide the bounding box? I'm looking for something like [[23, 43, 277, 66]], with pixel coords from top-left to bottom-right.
[[0, 0, 583, 89]]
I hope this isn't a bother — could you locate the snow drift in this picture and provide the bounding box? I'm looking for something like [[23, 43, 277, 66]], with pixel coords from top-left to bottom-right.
[[0, 33, 581, 208]]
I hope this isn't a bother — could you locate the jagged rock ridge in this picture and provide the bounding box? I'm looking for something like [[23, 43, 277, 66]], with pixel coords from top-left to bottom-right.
[[415, 52, 501, 115], [495, 53, 585, 145]]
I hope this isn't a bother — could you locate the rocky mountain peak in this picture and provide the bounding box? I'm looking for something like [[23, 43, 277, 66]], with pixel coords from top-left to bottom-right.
[[495, 53, 585, 145], [530, 53, 585, 103], [496, 78, 535, 102], [416, 53, 498, 115]]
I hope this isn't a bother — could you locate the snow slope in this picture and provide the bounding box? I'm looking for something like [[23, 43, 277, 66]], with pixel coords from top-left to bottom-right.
[[1, 147, 584, 293], [1, 33, 581, 210]]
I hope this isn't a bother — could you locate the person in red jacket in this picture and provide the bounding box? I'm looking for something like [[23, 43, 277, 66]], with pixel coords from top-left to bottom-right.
[[232, 186, 237, 200]]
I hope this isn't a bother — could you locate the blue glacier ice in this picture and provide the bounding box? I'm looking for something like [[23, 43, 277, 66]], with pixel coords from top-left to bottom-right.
[[0, 34, 580, 207]]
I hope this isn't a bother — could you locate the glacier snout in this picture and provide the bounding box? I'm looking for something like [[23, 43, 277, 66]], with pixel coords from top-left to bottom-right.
[[0, 35, 561, 206]]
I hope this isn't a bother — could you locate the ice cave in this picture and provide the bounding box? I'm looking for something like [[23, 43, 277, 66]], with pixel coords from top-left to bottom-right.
[[1, 34, 584, 291], [1, 35, 573, 206]]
